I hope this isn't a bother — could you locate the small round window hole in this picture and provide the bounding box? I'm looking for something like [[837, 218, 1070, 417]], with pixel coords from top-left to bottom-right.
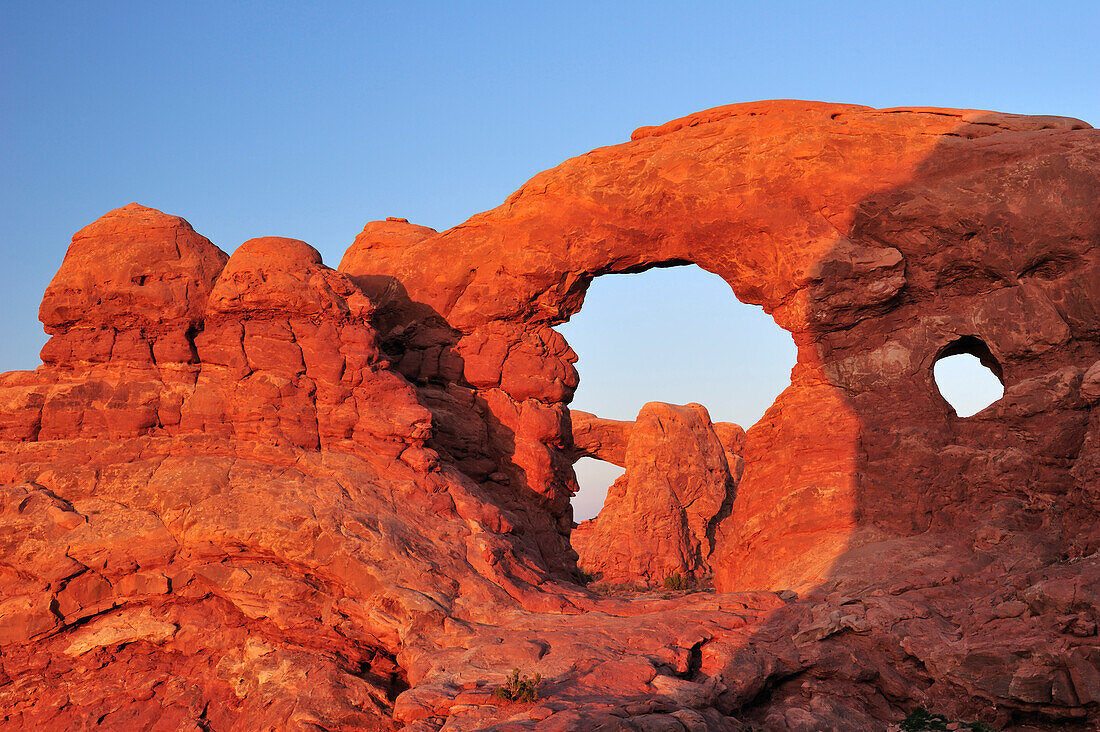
[[932, 336, 1004, 417]]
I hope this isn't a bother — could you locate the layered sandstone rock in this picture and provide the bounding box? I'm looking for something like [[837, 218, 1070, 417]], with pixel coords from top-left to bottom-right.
[[0, 102, 1098, 730], [568, 409, 632, 467], [0, 206, 555, 729], [571, 403, 740, 586]]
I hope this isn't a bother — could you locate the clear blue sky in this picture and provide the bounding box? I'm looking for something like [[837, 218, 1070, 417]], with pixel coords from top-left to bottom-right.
[[560, 267, 799, 519], [2, 2, 1094, 516]]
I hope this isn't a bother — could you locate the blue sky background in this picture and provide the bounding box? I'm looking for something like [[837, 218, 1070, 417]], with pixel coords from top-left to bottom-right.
[[559, 267, 798, 518], [2, 2, 1093, 517]]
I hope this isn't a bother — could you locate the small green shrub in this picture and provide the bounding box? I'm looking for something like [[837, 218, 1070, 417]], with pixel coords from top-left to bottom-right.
[[900, 709, 948, 731], [494, 667, 542, 703], [663, 571, 688, 591], [590, 581, 644, 597], [900, 707, 993, 732]]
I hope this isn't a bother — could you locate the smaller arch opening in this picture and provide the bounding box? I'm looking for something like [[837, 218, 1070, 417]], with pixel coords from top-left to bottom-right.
[[572, 457, 625, 522], [932, 336, 1005, 417]]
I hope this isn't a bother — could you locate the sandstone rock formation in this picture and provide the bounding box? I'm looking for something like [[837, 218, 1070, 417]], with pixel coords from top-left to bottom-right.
[[0, 101, 1098, 730], [569, 409, 632, 467], [571, 403, 741, 587]]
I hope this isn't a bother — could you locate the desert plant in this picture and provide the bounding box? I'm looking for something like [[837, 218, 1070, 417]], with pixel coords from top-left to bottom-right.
[[494, 667, 542, 703], [899, 707, 993, 732], [663, 571, 688, 591], [590, 581, 644, 597], [900, 708, 948, 731]]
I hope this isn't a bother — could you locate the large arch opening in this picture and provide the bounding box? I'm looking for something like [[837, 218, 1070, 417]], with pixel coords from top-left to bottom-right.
[[556, 264, 798, 521]]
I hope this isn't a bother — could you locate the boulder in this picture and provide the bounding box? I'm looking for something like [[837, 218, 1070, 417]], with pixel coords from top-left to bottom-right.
[[571, 403, 740, 586]]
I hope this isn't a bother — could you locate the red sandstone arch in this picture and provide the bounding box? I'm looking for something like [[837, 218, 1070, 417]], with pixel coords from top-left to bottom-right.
[[340, 100, 1100, 592], [3, 101, 1099, 728]]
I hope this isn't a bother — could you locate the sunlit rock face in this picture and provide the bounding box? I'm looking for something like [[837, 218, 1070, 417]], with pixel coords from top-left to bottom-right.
[[571, 403, 743, 587], [1, 102, 1098, 731]]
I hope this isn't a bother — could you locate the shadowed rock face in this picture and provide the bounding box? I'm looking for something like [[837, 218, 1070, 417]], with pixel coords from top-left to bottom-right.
[[0, 102, 1098, 730]]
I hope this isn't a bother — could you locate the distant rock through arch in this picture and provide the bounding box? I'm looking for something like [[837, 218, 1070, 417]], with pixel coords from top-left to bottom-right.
[[555, 264, 796, 522]]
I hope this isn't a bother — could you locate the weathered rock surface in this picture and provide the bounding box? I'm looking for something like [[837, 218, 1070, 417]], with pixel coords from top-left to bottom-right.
[[572, 403, 739, 586], [568, 409, 632, 467], [0, 101, 1098, 730], [570, 408, 745, 482]]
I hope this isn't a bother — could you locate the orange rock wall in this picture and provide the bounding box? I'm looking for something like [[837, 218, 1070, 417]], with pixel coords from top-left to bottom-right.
[[1, 102, 1098, 730]]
